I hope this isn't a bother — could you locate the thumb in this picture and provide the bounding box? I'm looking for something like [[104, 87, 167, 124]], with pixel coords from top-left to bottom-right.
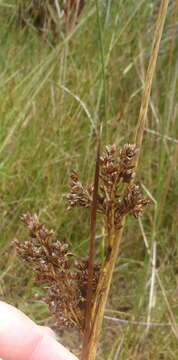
[[0, 301, 78, 360]]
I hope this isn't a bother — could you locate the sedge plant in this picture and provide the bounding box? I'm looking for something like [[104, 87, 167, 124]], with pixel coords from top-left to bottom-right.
[[14, 0, 169, 359]]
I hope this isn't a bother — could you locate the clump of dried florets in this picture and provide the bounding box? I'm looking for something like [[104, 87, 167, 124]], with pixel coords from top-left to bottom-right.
[[100, 144, 136, 186], [66, 171, 93, 210], [67, 144, 149, 230], [15, 214, 100, 333], [15, 144, 149, 336]]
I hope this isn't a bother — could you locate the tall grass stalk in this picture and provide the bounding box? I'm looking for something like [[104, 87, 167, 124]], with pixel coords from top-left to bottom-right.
[[81, 1, 169, 359]]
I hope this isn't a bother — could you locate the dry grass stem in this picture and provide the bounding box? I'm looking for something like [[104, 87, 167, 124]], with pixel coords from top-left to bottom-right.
[[83, 141, 100, 351], [104, 316, 172, 327], [156, 272, 178, 339], [80, 1, 169, 358], [145, 241, 157, 334], [134, 0, 170, 168]]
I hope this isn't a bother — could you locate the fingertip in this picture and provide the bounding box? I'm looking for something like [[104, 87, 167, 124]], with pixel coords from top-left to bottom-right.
[[0, 301, 79, 360], [29, 333, 79, 360]]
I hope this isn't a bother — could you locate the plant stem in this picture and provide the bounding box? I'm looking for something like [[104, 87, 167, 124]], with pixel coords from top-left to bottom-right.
[[82, 140, 100, 351], [134, 0, 170, 168], [81, 1, 169, 359], [81, 219, 125, 360]]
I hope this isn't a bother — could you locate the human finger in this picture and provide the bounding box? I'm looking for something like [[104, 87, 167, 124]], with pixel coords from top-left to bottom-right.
[[0, 301, 78, 360]]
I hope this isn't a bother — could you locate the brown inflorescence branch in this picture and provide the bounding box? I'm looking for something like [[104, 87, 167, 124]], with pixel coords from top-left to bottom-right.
[[15, 214, 100, 333], [67, 144, 149, 232]]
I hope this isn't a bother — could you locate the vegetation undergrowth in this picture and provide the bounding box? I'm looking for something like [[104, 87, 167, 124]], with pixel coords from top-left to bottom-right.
[[0, 1, 177, 359]]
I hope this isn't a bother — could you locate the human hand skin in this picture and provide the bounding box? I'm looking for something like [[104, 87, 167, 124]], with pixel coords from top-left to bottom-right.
[[0, 301, 78, 360]]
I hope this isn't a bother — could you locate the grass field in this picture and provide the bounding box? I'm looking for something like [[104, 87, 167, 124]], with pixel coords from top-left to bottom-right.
[[0, 1, 177, 359]]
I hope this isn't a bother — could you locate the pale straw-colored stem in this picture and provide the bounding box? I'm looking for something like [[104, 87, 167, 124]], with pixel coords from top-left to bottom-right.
[[81, 223, 125, 360], [134, 0, 170, 167], [81, 1, 169, 359]]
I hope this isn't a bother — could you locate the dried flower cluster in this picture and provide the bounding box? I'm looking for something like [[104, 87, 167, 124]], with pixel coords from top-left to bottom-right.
[[15, 144, 149, 336], [67, 144, 149, 230], [66, 171, 93, 210], [15, 214, 99, 332]]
